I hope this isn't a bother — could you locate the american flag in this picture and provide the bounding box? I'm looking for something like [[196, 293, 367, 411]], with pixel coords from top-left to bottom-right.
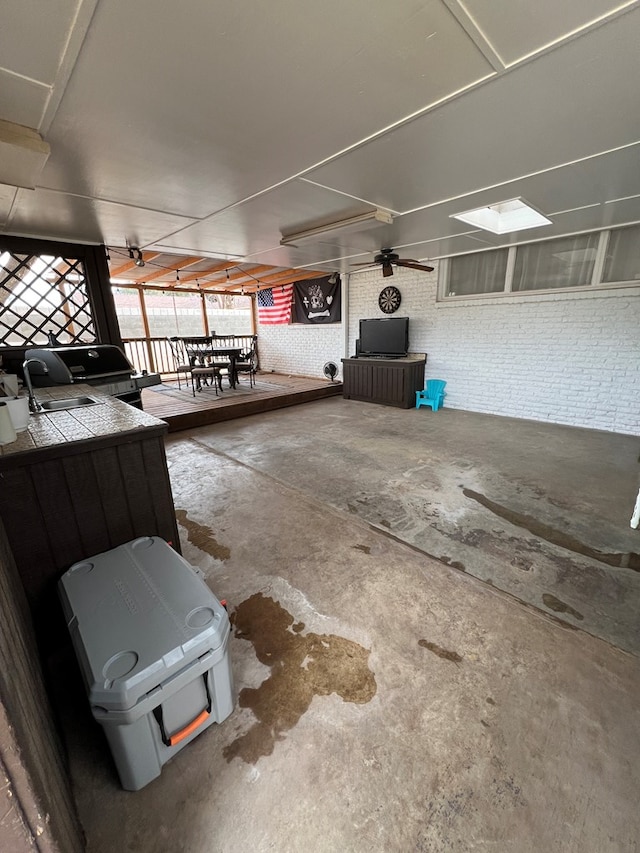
[[257, 285, 294, 325]]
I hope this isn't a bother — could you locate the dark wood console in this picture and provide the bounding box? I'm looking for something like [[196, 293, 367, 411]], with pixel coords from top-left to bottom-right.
[[341, 354, 427, 409]]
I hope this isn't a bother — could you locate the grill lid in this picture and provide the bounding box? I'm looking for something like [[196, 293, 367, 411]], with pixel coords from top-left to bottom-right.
[[29, 345, 134, 385]]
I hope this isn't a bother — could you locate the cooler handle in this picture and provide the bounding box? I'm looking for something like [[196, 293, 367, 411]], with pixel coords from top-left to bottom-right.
[[153, 673, 212, 747]]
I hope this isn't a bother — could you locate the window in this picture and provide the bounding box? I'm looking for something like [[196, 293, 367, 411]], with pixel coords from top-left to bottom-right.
[[512, 234, 599, 291], [447, 249, 508, 296], [442, 226, 640, 298], [602, 224, 640, 283]]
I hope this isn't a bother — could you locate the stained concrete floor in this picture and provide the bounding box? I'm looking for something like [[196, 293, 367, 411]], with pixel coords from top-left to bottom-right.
[[62, 400, 640, 852]]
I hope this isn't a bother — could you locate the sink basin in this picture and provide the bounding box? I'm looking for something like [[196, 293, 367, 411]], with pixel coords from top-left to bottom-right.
[[38, 396, 100, 412]]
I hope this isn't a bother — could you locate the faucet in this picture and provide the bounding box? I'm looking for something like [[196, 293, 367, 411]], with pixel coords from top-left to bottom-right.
[[22, 358, 49, 413]]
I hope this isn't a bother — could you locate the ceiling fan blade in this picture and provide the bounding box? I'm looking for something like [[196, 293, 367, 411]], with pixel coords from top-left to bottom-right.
[[382, 262, 394, 277], [396, 260, 434, 272]]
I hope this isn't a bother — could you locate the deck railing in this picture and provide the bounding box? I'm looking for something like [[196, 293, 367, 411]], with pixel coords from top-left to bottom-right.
[[122, 335, 258, 377], [122, 337, 174, 376]]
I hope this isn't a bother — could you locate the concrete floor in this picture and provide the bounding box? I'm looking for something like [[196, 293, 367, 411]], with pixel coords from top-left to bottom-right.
[[61, 400, 640, 852]]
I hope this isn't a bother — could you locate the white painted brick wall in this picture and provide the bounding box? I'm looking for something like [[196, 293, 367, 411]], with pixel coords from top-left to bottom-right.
[[257, 323, 343, 379], [257, 266, 640, 435]]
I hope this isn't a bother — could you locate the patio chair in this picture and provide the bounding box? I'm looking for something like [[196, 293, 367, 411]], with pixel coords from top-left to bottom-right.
[[167, 337, 192, 389], [208, 334, 234, 388], [416, 379, 447, 411], [177, 336, 220, 396], [235, 335, 258, 387], [191, 363, 222, 396]]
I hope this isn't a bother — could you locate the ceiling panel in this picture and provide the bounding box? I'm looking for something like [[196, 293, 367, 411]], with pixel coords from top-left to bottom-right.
[[39, 0, 493, 217], [458, 0, 636, 65], [0, 186, 17, 227], [7, 189, 198, 247], [601, 197, 640, 227], [291, 144, 640, 265], [306, 12, 640, 214], [241, 239, 379, 272], [157, 179, 389, 257], [0, 74, 49, 129], [0, 0, 81, 83]]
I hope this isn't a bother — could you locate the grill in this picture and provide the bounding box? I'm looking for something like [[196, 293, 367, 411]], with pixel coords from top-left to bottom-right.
[[28, 345, 161, 408]]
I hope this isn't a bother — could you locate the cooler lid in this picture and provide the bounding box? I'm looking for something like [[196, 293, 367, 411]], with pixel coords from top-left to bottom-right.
[[59, 537, 229, 711]]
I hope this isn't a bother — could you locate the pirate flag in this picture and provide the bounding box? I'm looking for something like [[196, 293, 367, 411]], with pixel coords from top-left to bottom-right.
[[293, 275, 341, 324]]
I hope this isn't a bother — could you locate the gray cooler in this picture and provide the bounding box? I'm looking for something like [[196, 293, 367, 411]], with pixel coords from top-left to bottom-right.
[[59, 536, 234, 791]]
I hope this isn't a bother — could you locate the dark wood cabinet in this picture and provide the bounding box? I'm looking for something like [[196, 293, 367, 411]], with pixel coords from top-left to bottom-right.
[[0, 394, 180, 643], [341, 354, 427, 409]]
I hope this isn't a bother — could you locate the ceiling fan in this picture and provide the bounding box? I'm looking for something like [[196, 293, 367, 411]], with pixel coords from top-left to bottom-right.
[[351, 248, 434, 277]]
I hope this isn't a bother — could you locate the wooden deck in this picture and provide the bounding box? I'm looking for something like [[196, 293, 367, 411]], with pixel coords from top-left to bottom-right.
[[141, 372, 343, 432]]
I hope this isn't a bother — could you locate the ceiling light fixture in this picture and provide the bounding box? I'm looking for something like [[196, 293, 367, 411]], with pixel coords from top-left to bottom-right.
[[450, 198, 551, 235], [327, 272, 338, 284], [280, 208, 393, 246], [128, 247, 145, 267]]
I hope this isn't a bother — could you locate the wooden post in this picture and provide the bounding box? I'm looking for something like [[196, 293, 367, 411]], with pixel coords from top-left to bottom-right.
[[201, 288, 210, 335], [137, 286, 154, 372]]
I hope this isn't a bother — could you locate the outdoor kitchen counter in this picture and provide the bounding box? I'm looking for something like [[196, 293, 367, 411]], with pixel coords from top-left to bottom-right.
[[0, 384, 163, 458], [0, 384, 181, 644]]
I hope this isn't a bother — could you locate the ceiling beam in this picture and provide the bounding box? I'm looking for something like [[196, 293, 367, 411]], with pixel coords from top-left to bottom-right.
[[256, 269, 326, 287], [198, 265, 275, 288], [109, 251, 161, 276], [178, 261, 242, 284], [136, 256, 202, 283]]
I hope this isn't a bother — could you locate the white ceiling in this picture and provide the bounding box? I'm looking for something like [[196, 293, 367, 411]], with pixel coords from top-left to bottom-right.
[[1, 0, 640, 281]]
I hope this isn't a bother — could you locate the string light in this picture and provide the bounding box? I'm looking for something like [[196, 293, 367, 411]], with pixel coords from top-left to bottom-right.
[[107, 246, 289, 293]]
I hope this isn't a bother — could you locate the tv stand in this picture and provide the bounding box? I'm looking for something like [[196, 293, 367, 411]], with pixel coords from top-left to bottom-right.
[[341, 354, 427, 409]]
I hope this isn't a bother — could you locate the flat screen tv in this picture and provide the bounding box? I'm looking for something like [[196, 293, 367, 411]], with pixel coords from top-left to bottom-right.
[[358, 316, 409, 358]]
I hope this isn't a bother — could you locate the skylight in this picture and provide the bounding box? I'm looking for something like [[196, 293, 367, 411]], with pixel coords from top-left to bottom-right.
[[451, 198, 552, 235]]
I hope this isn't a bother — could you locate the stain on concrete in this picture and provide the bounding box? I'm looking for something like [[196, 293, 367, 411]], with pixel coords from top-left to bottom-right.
[[175, 509, 231, 560], [353, 544, 371, 554], [418, 639, 463, 663], [492, 775, 525, 808], [463, 488, 639, 571], [542, 593, 584, 621], [481, 719, 490, 728], [510, 555, 533, 572], [486, 697, 496, 706], [224, 593, 376, 764], [440, 556, 467, 571], [417, 776, 525, 848]]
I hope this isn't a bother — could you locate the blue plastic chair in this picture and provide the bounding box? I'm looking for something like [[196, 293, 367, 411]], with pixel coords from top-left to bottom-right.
[[416, 379, 447, 411]]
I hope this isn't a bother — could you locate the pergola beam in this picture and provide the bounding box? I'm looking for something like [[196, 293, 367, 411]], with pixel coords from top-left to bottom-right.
[[110, 251, 161, 276]]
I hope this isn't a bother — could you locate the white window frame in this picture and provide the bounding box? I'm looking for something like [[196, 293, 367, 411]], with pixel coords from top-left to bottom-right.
[[438, 224, 640, 302]]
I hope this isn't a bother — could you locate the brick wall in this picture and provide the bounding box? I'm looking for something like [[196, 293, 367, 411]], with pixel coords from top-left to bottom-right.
[[257, 266, 640, 434], [257, 323, 344, 378]]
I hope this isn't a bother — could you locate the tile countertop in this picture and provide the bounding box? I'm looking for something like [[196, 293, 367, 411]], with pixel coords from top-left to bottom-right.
[[0, 384, 167, 458]]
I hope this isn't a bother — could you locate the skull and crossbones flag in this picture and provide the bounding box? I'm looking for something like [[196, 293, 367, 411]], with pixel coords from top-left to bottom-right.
[[293, 275, 341, 324]]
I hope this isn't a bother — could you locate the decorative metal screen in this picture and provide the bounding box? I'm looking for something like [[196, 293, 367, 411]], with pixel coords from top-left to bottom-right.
[[0, 251, 97, 346]]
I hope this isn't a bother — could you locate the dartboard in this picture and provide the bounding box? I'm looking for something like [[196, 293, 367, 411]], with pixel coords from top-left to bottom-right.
[[378, 285, 401, 314]]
